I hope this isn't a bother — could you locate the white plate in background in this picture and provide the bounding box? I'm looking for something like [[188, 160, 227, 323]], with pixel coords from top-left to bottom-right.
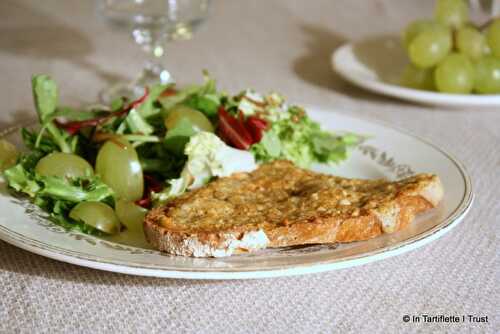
[[332, 36, 500, 107]]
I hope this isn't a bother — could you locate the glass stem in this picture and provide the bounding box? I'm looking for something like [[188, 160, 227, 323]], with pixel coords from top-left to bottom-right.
[[134, 35, 173, 88]]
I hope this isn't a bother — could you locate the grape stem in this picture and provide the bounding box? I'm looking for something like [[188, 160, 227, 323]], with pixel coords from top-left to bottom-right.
[[452, 29, 458, 50]]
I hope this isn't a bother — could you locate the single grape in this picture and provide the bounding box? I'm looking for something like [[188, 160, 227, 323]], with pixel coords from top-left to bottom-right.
[[434, 0, 469, 28], [115, 199, 147, 233], [35, 152, 94, 179], [486, 19, 500, 58], [69, 201, 121, 234], [474, 56, 500, 94], [456, 26, 488, 60], [434, 53, 474, 93], [164, 105, 214, 133], [0, 139, 18, 171], [408, 26, 452, 68], [403, 20, 443, 50], [401, 64, 435, 90], [95, 137, 144, 201]]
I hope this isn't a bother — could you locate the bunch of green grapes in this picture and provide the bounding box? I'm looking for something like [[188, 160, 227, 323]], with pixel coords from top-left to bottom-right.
[[401, 0, 500, 94]]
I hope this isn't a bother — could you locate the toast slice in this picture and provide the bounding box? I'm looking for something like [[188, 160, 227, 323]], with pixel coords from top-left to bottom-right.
[[144, 160, 443, 257]]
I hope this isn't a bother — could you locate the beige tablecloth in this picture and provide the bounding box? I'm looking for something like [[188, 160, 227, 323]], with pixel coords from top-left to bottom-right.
[[0, 0, 498, 333]]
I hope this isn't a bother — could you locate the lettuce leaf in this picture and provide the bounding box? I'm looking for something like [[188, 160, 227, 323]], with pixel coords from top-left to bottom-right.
[[251, 104, 361, 168], [158, 72, 221, 119], [31, 75, 73, 153], [163, 117, 197, 155]]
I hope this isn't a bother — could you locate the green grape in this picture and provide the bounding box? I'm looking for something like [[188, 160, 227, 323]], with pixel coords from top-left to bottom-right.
[[403, 20, 443, 50], [456, 26, 488, 60], [0, 139, 18, 172], [474, 56, 500, 94], [400, 64, 435, 90], [408, 26, 452, 68], [486, 19, 500, 58], [165, 105, 214, 133], [95, 137, 144, 201], [69, 201, 121, 234], [434, 53, 474, 93], [434, 0, 469, 28], [35, 152, 93, 179], [115, 199, 147, 233]]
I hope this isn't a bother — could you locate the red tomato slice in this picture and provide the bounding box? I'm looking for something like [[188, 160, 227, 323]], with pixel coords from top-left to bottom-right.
[[217, 107, 253, 150]]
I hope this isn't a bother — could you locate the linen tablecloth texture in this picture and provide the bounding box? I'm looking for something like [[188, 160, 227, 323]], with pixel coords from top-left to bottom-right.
[[0, 0, 498, 333]]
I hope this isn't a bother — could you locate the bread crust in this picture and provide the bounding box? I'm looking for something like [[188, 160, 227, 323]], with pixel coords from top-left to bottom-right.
[[143, 160, 443, 257]]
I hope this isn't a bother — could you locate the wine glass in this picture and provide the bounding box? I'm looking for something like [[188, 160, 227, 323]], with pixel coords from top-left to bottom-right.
[[98, 0, 210, 103]]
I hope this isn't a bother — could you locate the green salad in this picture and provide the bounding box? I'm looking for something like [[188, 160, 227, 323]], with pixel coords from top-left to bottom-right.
[[0, 73, 361, 235]]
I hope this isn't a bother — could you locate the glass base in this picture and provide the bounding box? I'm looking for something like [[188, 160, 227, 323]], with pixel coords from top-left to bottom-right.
[[100, 62, 173, 104]]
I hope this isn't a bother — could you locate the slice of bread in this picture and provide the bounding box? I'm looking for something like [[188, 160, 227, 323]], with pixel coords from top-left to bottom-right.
[[143, 160, 443, 257]]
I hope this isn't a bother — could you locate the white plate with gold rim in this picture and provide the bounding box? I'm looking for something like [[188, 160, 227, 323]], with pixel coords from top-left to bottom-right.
[[332, 36, 500, 107], [0, 107, 473, 279]]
